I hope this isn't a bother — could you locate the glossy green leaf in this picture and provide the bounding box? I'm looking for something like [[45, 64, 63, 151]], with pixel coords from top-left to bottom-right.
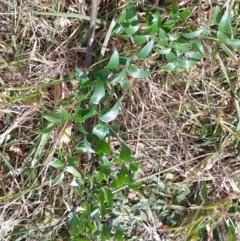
[[51, 172, 64, 187], [90, 79, 105, 104], [124, 24, 140, 35], [100, 100, 120, 123], [92, 69, 109, 81], [218, 7, 231, 35], [133, 35, 149, 44], [99, 192, 106, 218], [84, 135, 95, 153], [120, 79, 132, 90], [165, 52, 177, 61], [162, 18, 177, 32], [92, 123, 109, 140], [65, 166, 82, 179], [212, 6, 221, 25], [68, 156, 80, 167], [76, 144, 87, 153], [225, 38, 240, 46], [99, 158, 111, 176], [128, 66, 151, 78], [112, 178, 124, 188], [34, 123, 56, 134], [179, 10, 191, 20], [192, 40, 205, 55], [107, 48, 119, 69], [155, 47, 171, 54], [137, 40, 154, 59], [69, 212, 82, 235], [118, 163, 130, 184], [109, 68, 127, 84], [161, 62, 176, 71], [217, 31, 227, 43], [42, 112, 63, 124], [75, 108, 98, 121], [77, 122, 88, 134], [129, 162, 139, 172], [185, 51, 203, 60], [172, 0, 179, 15], [49, 158, 65, 168], [128, 181, 142, 190], [120, 143, 132, 161], [182, 27, 206, 39], [102, 225, 111, 240], [75, 66, 91, 88], [178, 59, 197, 68], [101, 187, 113, 209], [125, 3, 137, 23], [72, 238, 90, 241], [60, 106, 71, 122], [96, 140, 111, 155], [150, 21, 160, 35], [114, 226, 124, 241]]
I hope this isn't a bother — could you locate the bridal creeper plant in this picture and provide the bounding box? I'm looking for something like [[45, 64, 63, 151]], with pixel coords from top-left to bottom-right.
[[41, 1, 240, 240]]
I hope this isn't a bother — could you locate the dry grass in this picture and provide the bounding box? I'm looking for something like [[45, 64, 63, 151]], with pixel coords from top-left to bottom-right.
[[0, 0, 240, 240]]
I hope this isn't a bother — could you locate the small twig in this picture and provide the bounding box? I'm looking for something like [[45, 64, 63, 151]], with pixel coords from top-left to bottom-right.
[[86, 0, 99, 72]]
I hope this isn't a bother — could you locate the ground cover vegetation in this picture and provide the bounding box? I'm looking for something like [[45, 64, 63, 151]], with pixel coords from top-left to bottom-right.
[[0, 0, 240, 240]]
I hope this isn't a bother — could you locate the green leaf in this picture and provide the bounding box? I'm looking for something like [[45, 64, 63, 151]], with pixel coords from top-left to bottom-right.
[[99, 157, 111, 176], [179, 10, 191, 20], [162, 18, 177, 32], [118, 163, 130, 184], [60, 106, 71, 122], [177, 59, 197, 68], [102, 225, 111, 240], [165, 52, 177, 61], [119, 143, 132, 161], [128, 66, 151, 78], [84, 135, 95, 153], [137, 40, 154, 59], [124, 24, 140, 35], [182, 27, 206, 39], [99, 192, 106, 218], [96, 140, 111, 155], [129, 162, 139, 172], [161, 62, 176, 71], [120, 79, 132, 90], [42, 112, 63, 124], [75, 66, 91, 88], [218, 7, 231, 35], [155, 47, 171, 54], [65, 166, 82, 179], [128, 181, 142, 190], [192, 40, 205, 55], [114, 226, 124, 241], [75, 108, 98, 121], [109, 68, 127, 84], [49, 158, 65, 168], [225, 38, 240, 46], [185, 51, 203, 60], [133, 35, 149, 44], [34, 123, 56, 134], [90, 79, 105, 104], [172, 0, 179, 15], [107, 48, 119, 69], [92, 123, 109, 140], [51, 172, 64, 187], [68, 156, 80, 167], [101, 187, 113, 209], [69, 212, 82, 236], [77, 122, 88, 134], [125, 3, 137, 23], [100, 100, 120, 123], [111, 178, 124, 188], [212, 6, 222, 25], [217, 31, 227, 43]]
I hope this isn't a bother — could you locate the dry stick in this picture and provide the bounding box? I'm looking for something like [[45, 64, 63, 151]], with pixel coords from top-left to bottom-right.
[[24, 3, 100, 236], [86, 0, 99, 72], [85, 0, 100, 205]]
